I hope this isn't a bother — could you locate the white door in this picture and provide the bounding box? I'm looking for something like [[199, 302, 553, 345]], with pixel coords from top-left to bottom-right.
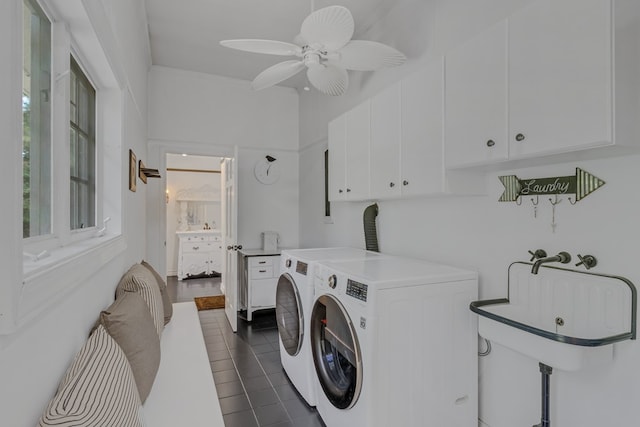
[[221, 148, 239, 332]]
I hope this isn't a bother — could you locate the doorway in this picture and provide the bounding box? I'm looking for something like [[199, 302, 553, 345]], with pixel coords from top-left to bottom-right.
[[165, 153, 223, 280]]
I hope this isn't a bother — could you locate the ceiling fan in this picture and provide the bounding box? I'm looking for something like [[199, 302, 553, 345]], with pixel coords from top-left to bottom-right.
[[220, 5, 406, 96]]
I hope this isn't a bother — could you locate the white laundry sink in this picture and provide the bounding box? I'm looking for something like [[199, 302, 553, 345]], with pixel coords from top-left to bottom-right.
[[470, 262, 637, 371]]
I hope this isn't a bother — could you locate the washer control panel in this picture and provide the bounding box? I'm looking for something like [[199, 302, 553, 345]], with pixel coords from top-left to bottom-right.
[[296, 261, 308, 275], [346, 279, 368, 302]]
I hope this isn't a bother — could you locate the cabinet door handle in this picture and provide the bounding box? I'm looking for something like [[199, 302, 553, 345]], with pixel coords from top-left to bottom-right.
[[403, 180, 409, 186], [389, 182, 395, 188], [346, 188, 351, 192], [515, 133, 526, 142], [486, 139, 495, 147]]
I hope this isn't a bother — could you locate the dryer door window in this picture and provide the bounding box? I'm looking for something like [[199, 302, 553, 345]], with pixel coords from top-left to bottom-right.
[[311, 294, 363, 410], [275, 273, 304, 356]]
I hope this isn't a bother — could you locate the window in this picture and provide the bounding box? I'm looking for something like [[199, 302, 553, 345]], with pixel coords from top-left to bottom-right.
[[69, 57, 96, 230], [22, 0, 52, 238]]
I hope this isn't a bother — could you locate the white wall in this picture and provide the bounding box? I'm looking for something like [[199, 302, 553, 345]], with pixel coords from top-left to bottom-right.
[[0, 1, 151, 426], [298, 1, 640, 426], [146, 67, 300, 274]]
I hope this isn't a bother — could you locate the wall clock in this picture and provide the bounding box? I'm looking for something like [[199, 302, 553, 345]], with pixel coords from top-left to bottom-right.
[[254, 155, 280, 185]]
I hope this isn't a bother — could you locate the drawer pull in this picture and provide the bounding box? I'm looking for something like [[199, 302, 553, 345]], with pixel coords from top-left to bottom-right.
[[259, 270, 267, 273], [259, 261, 266, 264], [192, 246, 199, 250]]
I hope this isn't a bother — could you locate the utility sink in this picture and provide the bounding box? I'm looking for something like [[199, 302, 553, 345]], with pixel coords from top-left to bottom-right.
[[471, 262, 636, 371]]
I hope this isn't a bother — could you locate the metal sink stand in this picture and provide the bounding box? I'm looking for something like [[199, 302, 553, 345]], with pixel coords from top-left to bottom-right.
[[533, 362, 552, 427]]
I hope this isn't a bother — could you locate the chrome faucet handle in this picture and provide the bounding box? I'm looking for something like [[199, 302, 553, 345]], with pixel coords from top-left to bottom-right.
[[528, 249, 547, 262], [575, 254, 597, 270]]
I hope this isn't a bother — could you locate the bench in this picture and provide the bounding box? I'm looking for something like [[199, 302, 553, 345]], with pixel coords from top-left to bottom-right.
[[144, 302, 224, 426]]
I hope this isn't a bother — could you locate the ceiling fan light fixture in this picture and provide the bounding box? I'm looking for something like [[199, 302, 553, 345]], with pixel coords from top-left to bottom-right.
[[219, 5, 406, 95]]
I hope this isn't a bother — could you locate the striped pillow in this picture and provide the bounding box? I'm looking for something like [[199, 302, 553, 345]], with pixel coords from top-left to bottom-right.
[[39, 325, 144, 427], [141, 260, 173, 325], [116, 263, 165, 336]]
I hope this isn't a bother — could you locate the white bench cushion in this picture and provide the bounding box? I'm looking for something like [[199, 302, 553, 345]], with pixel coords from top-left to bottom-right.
[[144, 302, 224, 426]]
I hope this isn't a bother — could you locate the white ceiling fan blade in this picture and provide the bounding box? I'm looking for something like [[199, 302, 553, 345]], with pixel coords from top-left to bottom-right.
[[329, 40, 407, 71], [220, 39, 302, 56], [300, 6, 354, 51], [306, 63, 349, 96], [251, 60, 306, 91]]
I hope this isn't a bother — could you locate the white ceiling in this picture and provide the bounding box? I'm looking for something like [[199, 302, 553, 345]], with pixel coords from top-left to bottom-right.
[[144, 0, 403, 91]]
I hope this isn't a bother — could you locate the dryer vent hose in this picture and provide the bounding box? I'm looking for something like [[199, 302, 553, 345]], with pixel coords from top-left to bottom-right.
[[363, 203, 379, 252]]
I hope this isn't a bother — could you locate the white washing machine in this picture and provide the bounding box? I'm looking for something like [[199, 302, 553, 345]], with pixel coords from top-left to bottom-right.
[[275, 248, 386, 407], [310, 256, 479, 427]]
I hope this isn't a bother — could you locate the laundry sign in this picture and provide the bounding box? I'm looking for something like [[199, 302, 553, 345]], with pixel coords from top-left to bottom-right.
[[499, 168, 605, 202]]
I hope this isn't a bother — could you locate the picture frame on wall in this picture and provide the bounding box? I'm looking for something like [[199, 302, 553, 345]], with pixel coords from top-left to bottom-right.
[[129, 149, 137, 192]]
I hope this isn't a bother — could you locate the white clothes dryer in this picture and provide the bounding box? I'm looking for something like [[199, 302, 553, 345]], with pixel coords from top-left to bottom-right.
[[310, 256, 479, 427], [275, 248, 386, 407]]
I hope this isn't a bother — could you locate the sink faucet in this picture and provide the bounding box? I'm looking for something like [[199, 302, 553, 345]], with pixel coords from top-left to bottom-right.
[[531, 251, 571, 274]]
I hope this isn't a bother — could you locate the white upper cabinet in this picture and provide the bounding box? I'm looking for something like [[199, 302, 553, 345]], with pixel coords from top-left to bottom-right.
[[444, 0, 639, 168], [400, 59, 445, 196], [508, 0, 612, 158], [445, 20, 509, 168], [344, 102, 371, 201], [328, 114, 347, 201], [328, 102, 371, 202], [368, 58, 449, 200], [370, 82, 402, 199]]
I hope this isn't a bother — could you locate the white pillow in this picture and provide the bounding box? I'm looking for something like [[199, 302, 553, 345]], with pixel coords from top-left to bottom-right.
[[38, 325, 145, 426]]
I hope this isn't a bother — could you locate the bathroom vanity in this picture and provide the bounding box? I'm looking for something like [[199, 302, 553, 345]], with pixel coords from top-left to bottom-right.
[[177, 230, 222, 280]]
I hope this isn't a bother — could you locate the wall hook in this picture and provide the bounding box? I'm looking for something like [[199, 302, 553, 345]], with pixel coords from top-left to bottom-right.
[[515, 196, 523, 206], [568, 196, 577, 205], [549, 195, 561, 233], [530, 196, 539, 218]]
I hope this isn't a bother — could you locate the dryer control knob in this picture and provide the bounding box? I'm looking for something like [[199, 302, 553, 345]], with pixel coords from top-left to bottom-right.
[[285, 259, 292, 268], [328, 274, 337, 289]]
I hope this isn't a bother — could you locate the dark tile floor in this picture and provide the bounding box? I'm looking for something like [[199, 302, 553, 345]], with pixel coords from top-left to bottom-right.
[[167, 276, 325, 427]]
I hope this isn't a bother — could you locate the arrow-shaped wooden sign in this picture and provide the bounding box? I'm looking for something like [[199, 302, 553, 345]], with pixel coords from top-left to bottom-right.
[[499, 168, 605, 202]]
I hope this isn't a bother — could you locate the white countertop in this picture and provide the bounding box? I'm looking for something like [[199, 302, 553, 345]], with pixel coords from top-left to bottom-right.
[[239, 248, 284, 257], [176, 230, 221, 235]]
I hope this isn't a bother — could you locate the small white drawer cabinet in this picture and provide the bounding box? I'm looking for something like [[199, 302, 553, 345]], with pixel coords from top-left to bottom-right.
[[243, 254, 281, 321], [177, 231, 222, 280]]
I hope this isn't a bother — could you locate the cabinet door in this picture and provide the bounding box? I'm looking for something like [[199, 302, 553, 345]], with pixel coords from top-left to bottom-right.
[[509, 0, 612, 158], [401, 59, 444, 196], [370, 82, 402, 199], [182, 251, 209, 277], [344, 101, 371, 201], [445, 20, 508, 168], [328, 115, 347, 201]]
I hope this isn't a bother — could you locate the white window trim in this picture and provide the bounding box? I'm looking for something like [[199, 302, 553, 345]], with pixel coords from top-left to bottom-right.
[[0, 0, 125, 335]]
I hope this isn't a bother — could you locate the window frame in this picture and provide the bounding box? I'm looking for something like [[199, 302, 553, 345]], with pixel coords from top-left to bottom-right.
[[0, 0, 126, 335]]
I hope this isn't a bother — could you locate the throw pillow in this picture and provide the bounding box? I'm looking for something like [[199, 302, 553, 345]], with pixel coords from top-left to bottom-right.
[[38, 325, 145, 427], [100, 290, 161, 403], [141, 259, 173, 325], [116, 263, 165, 336]]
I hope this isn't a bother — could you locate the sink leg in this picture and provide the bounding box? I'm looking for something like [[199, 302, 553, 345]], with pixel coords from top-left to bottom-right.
[[533, 362, 553, 427]]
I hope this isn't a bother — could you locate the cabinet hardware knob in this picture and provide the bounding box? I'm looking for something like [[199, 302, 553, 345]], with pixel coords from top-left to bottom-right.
[[515, 133, 526, 142], [389, 182, 395, 188], [227, 245, 233, 250], [237, 244, 243, 250], [338, 189, 343, 193], [486, 139, 495, 147], [346, 188, 351, 192], [403, 180, 409, 186]]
